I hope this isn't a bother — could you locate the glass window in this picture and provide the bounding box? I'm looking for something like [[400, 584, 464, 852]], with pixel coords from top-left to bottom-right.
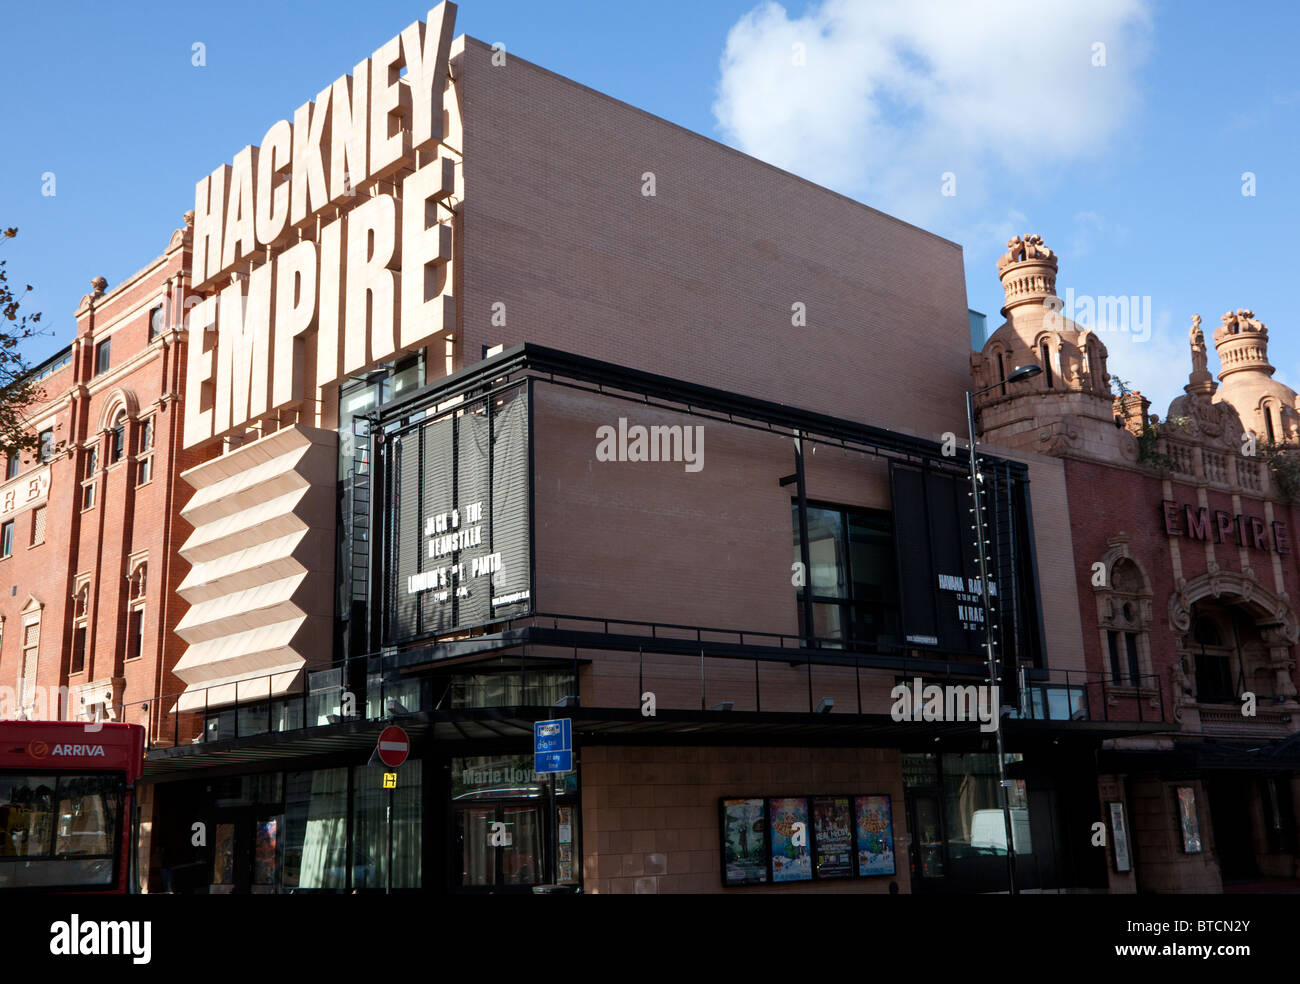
[[351, 762, 422, 890], [1124, 632, 1140, 685], [95, 339, 111, 376], [282, 768, 348, 891], [110, 413, 126, 463], [447, 669, 574, 709], [148, 305, 164, 341], [71, 624, 87, 675], [38, 430, 54, 463], [140, 417, 154, 452], [798, 506, 847, 598], [941, 753, 1031, 860], [128, 606, 144, 660], [54, 775, 117, 855], [793, 504, 900, 648], [0, 775, 55, 857], [5, 453, 17, 480], [1, 521, 12, 558], [0, 773, 119, 888]]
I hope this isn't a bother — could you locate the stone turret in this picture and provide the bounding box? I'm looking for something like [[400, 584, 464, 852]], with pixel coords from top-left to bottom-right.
[[969, 235, 1137, 461], [1209, 309, 1300, 445]]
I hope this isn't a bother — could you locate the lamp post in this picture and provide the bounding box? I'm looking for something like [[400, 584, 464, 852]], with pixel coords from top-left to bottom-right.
[[966, 363, 1040, 895]]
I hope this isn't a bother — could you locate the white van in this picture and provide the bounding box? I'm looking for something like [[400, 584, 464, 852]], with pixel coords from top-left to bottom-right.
[[969, 808, 1032, 854]]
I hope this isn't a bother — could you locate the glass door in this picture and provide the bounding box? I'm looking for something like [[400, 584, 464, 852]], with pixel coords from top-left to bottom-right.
[[252, 813, 283, 894], [906, 791, 946, 891], [209, 807, 253, 894], [454, 801, 548, 890]]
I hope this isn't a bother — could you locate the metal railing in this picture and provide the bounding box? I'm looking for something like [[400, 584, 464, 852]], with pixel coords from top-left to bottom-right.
[[112, 639, 1172, 754], [1011, 668, 1165, 724]]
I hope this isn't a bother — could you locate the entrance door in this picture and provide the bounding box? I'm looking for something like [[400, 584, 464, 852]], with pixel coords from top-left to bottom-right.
[[209, 806, 286, 894], [454, 801, 546, 890], [1208, 776, 1258, 882], [209, 807, 252, 895], [905, 790, 946, 892]]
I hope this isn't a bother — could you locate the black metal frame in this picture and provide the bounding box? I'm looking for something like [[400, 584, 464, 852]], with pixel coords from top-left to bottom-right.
[[364, 342, 1043, 688]]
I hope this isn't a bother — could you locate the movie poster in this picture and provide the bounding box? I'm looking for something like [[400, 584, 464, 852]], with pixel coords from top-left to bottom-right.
[[720, 798, 767, 886], [812, 796, 854, 879], [768, 797, 812, 883], [855, 795, 896, 876]]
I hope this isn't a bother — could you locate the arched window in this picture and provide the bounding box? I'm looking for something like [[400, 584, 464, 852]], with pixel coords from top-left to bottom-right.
[[110, 412, 127, 464], [1096, 555, 1152, 688]]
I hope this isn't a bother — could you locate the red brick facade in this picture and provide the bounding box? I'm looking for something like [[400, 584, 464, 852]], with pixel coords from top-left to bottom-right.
[[0, 221, 204, 743]]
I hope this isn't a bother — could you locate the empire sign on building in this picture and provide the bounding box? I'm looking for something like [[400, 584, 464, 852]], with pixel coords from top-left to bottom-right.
[[3, 3, 1293, 896]]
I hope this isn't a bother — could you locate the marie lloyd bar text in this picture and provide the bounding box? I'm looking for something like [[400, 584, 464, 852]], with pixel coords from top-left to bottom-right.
[[183, 3, 459, 449]]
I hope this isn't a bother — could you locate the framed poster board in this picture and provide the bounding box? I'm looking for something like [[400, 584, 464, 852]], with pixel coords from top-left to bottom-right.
[[1176, 786, 1202, 853], [768, 797, 812, 883], [811, 796, 854, 879], [855, 794, 896, 876], [1107, 801, 1131, 873], [720, 798, 768, 886]]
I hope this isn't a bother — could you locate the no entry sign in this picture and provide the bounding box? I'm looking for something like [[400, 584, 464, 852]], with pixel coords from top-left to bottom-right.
[[377, 726, 410, 768]]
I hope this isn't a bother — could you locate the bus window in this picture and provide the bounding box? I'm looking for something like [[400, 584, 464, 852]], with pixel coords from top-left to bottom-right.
[[0, 774, 122, 889]]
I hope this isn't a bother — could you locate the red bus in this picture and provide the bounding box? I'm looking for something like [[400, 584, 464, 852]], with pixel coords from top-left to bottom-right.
[[0, 720, 145, 892]]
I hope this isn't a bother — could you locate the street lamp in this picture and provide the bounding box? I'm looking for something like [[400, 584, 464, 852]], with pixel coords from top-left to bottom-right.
[[966, 362, 1040, 895]]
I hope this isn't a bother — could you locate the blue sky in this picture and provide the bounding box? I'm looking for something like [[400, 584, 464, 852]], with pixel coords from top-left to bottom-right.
[[3, 0, 1297, 418]]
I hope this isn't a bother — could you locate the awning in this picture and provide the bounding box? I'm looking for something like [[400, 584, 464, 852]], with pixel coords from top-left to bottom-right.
[[140, 705, 1167, 783]]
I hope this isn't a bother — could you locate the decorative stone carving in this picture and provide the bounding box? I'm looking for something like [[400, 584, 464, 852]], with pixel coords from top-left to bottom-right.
[[997, 233, 1057, 270], [1190, 315, 1207, 374], [90, 276, 107, 298], [1168, 570, 1299, 643], [1217, 308, 1266, 338], [1035, 416, 1081, 455]]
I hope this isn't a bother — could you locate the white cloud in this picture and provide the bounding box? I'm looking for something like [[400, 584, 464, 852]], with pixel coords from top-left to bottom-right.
[[713, 0, 1153, 223]]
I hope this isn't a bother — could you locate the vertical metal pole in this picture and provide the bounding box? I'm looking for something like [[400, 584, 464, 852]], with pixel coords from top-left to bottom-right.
[[968, 390, 1017, 895], [794, 432, 814, 646], [548, 773, 558, 885], [386, 783, 394, 895]]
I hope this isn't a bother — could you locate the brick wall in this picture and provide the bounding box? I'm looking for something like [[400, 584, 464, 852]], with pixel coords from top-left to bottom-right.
[[457, 38, 972, 438]]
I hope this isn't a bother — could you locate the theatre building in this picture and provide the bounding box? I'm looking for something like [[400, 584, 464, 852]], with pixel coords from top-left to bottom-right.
[[124, 4, 1156, 894], [972, 239, 1300, 892]]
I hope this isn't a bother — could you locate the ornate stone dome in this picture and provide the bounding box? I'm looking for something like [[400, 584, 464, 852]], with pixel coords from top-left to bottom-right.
[[1209, 309, 1300, 444]]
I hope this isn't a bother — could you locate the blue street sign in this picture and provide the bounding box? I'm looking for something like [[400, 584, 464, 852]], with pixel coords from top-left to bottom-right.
[[534, 718, 572, 773]]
